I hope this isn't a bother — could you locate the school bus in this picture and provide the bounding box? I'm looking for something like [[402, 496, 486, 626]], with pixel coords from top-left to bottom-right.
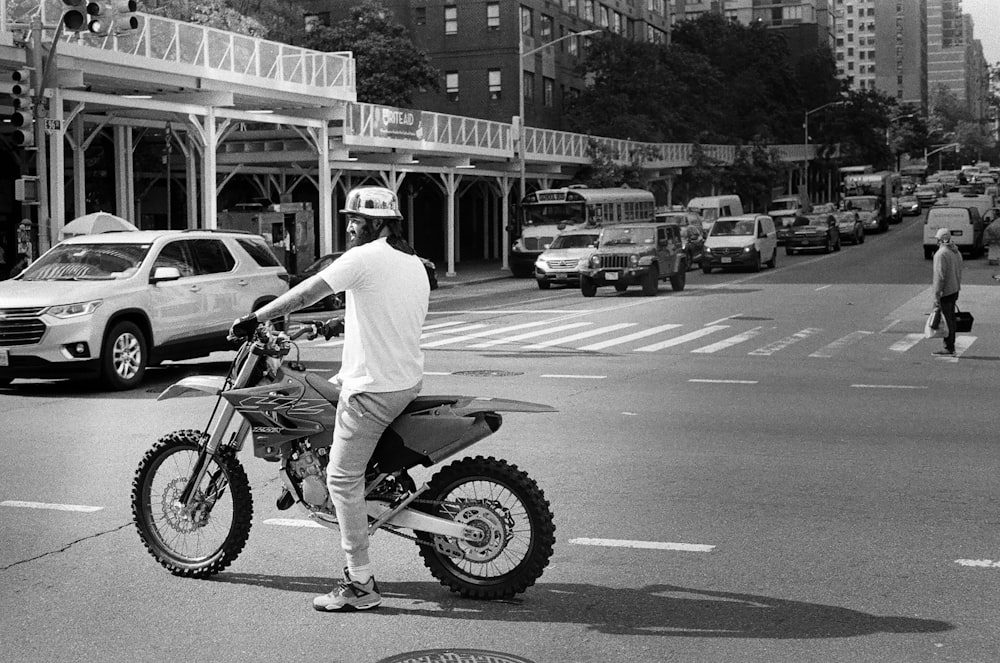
[[510, 186, 655, 277]]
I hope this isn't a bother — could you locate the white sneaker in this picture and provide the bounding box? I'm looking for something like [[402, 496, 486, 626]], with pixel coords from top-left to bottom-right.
[[313, 568, 382, 612]]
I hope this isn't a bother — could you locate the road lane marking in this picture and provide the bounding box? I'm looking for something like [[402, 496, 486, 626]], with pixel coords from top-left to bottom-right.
[[422, 320, 472, 330], [578, 324, 683, 351], [815, 284, 832, 291], [522, 323, 638, 349], [706, 314, 740, 326], [938, 336, 976, 362], [570, 537, 715, 552], [541, 374, 606, 379], [422, 320, 554, 348], [888, 333, 924, 352], [1, 500, 103, 512], [809, 330, 873, 358], [264, 518, 325, 528], [956, 559, 1000, 568], [468, 322, 591, 349], [851, 384, 928, 390], [689, 379, 758, 384], [748, 328, 821, 356], [691, 327, 762, 353], [634, 325, 730, 352]]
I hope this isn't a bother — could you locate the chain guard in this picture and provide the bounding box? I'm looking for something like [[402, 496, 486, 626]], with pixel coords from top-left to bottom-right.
[[381, 497, 513, 562]]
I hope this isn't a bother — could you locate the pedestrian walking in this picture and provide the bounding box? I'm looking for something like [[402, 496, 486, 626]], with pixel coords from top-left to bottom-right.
[[984, 215, 1000, 266], [931, 228, 963, 356]]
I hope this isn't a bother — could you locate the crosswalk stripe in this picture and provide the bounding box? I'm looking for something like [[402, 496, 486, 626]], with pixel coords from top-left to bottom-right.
[[422, 320, 471, 331], [522, 323, 639, 350], [889, 333, 924, 352], [691, 326, 762, 353], [634, 325, 730, 352], [421, 323, 486, 338], [468, 322, 592, 348], [938, 335, 976, 362], [748, 328, 821, 356], [578, 324, 683, 351], [809, 330, 874, 358], [422, 320, 555, 348]]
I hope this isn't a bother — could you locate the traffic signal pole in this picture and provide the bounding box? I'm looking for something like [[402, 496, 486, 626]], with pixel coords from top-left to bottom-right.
[[29, 15, 52, 253]]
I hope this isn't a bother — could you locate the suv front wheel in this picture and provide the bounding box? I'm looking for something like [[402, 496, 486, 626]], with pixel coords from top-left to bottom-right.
[[102, 321, 148, 391]]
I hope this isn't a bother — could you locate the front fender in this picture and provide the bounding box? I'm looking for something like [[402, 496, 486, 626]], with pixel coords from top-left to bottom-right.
[[157, 375, 227, 400]]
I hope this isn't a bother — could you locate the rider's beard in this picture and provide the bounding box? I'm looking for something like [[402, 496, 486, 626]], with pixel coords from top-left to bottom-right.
[[347, 218, 380, 249]]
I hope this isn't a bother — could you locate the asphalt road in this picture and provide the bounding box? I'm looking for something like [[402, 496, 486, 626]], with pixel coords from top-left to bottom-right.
[[3, 211, 1000, 663]]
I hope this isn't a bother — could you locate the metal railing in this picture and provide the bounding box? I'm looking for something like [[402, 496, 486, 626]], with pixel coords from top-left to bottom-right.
[[6, 0, 355, 99]]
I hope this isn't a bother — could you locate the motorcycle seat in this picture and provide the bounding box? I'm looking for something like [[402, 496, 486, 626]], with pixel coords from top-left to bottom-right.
[[304, 372, 459, 413]]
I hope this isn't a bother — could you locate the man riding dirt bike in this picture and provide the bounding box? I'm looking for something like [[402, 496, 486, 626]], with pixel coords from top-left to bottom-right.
[[131, 187, 556, 613]]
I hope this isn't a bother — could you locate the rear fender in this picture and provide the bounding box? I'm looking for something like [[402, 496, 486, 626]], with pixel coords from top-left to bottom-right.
[[157, 375, 227, 400], [447, 397, 557, 417]]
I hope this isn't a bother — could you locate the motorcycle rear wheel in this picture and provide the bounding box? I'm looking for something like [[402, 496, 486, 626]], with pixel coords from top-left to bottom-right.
[[416, 455, 555, 599], [131, 430, 253, 578]]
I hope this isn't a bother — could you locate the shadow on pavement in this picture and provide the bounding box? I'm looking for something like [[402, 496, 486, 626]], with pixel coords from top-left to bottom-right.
[[209, 573, 952, 639]]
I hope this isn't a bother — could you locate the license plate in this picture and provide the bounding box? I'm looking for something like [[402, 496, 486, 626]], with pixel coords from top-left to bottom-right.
[[950, 229, 963, 236], [722, 257, 732, 263], [605, 271, 619, 281], [0, 350, 8, 367]]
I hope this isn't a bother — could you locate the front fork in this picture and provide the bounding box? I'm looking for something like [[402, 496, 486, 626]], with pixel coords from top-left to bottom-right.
[[178, 354, 259, 510]]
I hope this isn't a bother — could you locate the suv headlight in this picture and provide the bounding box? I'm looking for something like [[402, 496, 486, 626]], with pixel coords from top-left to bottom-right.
[[44, 300, 103, 318], [743, 245, 753, 253], [535, 258, 547, 269], [630, 255, 641, 267], [589, 255, 601, 268]]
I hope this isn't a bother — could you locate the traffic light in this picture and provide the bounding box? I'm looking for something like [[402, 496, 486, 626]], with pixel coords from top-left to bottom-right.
[[15, 177, 40, 204], [62, 0, 138, 34], [61, 0, 99, 33], [4, 69, 35, 147]]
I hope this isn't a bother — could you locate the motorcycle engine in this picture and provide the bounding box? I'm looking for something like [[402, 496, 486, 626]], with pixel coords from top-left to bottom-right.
[[288, 446, 332, 509]]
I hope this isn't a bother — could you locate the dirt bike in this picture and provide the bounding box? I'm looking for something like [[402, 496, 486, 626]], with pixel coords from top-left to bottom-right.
[[130, 320, 557, 599]]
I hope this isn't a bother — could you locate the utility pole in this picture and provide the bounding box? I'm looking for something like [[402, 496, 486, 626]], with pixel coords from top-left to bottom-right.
[[29, 15, 52, 253]]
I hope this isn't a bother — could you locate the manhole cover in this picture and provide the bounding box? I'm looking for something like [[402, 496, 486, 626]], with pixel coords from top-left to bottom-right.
[[451, 369, 523, 377], [377, 651, 536, 663]]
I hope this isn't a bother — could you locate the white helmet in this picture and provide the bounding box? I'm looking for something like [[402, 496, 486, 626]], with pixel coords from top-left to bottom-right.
[[341, 186, 402, 219]]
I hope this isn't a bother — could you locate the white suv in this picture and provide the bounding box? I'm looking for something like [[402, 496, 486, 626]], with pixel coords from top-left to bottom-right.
[[0, 230, 288, 390]]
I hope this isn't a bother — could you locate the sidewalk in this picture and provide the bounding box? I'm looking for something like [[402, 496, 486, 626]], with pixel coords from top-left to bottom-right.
[[434, 259, 514, 288]]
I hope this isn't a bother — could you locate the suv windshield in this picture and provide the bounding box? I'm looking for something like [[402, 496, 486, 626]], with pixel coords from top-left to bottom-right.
[[21, 243, 151, 281], [551, 233, 598, 249], [848, 198, 877, 211], [599, 227, 655, 246], [711, 220, 755, 236]]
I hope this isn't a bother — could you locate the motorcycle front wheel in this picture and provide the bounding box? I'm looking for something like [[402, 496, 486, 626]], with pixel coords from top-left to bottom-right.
[[416, 455, 556, 599], [131, 429, 253, 578]]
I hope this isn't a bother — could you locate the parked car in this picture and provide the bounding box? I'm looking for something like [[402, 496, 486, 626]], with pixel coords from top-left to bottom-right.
[[898, 195, 921, 216], [701, 214, 778, 273], [843, 195, 887, 233], [534, 228, 600, 289], [291, 251, 439, 310], [579, 222, 688, 296], [784, 214, 842, 255], [0, 229, 289, 390]]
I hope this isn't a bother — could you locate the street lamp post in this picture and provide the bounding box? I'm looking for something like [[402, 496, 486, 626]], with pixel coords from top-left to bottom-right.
[[517, 29, 599, 204], [885, 113, 917, 171], [803, 101, 842, 199]]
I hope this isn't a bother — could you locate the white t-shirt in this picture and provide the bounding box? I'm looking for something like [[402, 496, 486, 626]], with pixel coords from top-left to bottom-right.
[[319, 238, 429, 393]]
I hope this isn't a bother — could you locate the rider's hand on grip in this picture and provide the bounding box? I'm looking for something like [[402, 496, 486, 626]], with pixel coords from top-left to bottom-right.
[[322, 317, 344, 341], [229, 313, 259, 340]]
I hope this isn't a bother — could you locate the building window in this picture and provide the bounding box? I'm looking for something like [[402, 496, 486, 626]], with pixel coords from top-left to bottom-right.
[[487, 2, 500, 30], [543, 77, 554, 107], [415, 7, 426, 26], [489, 69, 502, 100], [568, 31, 579, 55], [446, 72, 459, 102], [584, 1, 595, 22], [600, 5, 610, 27], [613, 11, 623, 34], [541, 14, 553, 40], [444, 6, 457, 35], [521, 6, 533, 36], [568, 0, 579, 15], [523, 71, 535, 105]]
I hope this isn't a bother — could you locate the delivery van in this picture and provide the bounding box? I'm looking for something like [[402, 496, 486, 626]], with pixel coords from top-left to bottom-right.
[[924, 206, 984, 259], [686, 195, 744, 233]]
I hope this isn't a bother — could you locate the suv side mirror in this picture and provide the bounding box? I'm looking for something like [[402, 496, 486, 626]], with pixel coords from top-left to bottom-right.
[[151, 266, 182, 283]]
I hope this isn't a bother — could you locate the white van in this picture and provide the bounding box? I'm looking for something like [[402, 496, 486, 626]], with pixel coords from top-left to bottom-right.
[[702, 214, 778, 273], [923, 206, 984, 259], [686, 195, 744, 233]]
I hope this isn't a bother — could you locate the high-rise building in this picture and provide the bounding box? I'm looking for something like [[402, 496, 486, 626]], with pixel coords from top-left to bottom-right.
[[674, 0, 835, 57], [926, 0, 989, 121], [297, 0, 672, 132], [872, 0, 927, 111]]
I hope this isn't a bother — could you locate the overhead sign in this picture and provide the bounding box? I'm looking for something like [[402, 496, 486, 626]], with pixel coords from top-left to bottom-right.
[[375, 107, 423, 140]]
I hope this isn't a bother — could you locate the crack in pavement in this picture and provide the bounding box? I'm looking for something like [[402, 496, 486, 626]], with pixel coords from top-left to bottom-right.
[[1, 522, 132, 571]]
